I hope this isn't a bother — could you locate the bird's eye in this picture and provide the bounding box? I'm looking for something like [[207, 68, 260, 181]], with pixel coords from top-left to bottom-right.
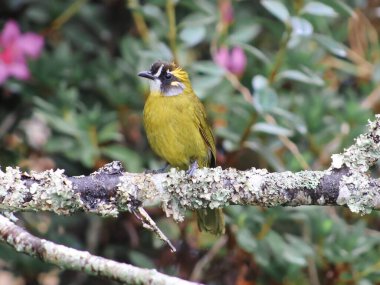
[[165, 73, 173, 80]]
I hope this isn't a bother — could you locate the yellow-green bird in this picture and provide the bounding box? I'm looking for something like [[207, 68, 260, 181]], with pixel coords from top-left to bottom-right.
[[138, 60, 225, 235]]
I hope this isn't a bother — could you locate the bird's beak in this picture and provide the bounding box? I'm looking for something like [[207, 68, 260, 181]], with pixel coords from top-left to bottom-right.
[[138, 71, 155, 80]]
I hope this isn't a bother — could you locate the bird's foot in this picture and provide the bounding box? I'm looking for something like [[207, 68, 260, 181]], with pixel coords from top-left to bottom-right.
[[186, 161, 198, 176], [144, 163, 170, 174]]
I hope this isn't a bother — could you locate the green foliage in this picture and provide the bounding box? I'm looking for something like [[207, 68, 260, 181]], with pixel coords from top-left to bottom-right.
[[0, 0, 379, 284]]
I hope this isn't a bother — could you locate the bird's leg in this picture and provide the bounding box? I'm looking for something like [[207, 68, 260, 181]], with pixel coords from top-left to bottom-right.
[[156, 163, 170, 173], [186, 160, 198, 176], [144, 163, 170, 174]]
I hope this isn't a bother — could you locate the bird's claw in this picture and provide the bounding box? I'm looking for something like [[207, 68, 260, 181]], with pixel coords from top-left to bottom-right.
[[186, 161, 198, 176]]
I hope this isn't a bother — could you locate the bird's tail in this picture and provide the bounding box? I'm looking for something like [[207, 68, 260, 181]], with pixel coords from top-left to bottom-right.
[[196, 208, 225, 235]]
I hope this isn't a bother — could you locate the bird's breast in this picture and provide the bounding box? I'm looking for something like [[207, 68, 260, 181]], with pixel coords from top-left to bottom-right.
[[143, 95, 208, 168]]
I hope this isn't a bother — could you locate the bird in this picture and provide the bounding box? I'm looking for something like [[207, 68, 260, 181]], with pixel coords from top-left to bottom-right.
[[138, 60, 225, 235]]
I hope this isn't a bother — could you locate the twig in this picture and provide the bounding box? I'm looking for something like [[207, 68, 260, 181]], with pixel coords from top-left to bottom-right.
[[361, 85, 380, 110], [302, 222, 321, 285], [224, 71, 253, 103], [51, 0, 88, 31], [134, 207, 177, 252], [190, 235, 228, 281], [268, 23, 292, 84], [166, 0, 178, 63], [127, 0, 150, 44], [264, 114, 310, 170]]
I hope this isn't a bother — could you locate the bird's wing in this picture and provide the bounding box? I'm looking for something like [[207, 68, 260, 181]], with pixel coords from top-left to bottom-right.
[[195, 98, 216, 168]]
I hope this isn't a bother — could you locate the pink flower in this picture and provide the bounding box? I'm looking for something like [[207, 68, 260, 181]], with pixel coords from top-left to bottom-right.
[[220, 0, 234, 25], [0, 20, 44, 84], [214, 46, 229, 70], [214, 46, 247, 76]]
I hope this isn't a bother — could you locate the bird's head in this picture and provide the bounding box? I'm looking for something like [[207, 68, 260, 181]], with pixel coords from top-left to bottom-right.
[[138, 61, 190, 96]]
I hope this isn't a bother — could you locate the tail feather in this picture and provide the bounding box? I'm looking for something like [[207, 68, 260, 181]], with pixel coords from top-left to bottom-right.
[[196, 208, 225, 235]]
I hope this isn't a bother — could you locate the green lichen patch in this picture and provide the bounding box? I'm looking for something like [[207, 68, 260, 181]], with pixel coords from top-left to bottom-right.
[[28, 169, 83, 214], [0, 167, 28, 210], [0, 167, 83, 215], [337, 172, 375, 214], [332, 116, 380, 172]]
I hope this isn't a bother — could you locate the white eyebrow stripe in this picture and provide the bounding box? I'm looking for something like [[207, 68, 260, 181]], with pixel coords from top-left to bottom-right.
[[153, 64, 164, 77]]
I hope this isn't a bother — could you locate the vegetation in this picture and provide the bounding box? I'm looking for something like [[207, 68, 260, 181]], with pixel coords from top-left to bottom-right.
[[0, 0, 379, 284]]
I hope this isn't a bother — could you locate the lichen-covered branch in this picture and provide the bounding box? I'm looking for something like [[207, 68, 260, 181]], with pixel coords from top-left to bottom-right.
[[1, 116, 380, 221], [0, 214, 199, 285], [0, 116, 379, 284]]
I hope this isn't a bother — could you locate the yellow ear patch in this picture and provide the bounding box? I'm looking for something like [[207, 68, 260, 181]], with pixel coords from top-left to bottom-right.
[[171, 81, 180, 87], [171, 67, 189, 83]]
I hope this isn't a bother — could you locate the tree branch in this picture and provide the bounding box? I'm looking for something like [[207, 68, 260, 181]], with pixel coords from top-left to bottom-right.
[[0, 214, 200, 285], [1, 117, 380, 219]]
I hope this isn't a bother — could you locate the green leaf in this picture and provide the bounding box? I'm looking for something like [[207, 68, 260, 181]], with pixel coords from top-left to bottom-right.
[[191, 61, 225, 76], [216, 127, 241, 144], [335, 1, 355, 17], [179, 12, 216, 27], [271, 108, 308, 134], [261, 0, 290, 23], [254, 88, 278, 113], [39, 113, 80, 137], [254, 241, 271, 267], [179, 26, 206, 47], [265, 231, 286, 253], [78, 143, 98, 167], [290, 17, 313, 37], [236, 228, 257, 253], [192, 74, 224, 98], [142, 4, 164, 20], [285, 234, 314, 256], [252, 75, 278, 113], [238, 43, 271, 65], [252, 122, 294, 137], [193, 0, 216, 15], [277, 69, 324, 86], [97, 122, 122, 143], [44, 137, 75, 153], [229, 25, 261, 43], [314, 34, 347, 57], [282, 247, 307, 266], [372, 63, 380, 83], [301, 2, 338, 17], [25, 6, 50, 23], [252, 74, 268, 90], [245, 141, 286, 172]]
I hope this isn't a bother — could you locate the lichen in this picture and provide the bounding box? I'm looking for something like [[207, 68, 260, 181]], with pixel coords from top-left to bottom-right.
[[0, 167, 83, 215], [337, 172, 374, 214], [157, 166, 327, 221], [0, 167, 27, 209], [117, 173, 159, 213], [331, 116, 380, 172], [29, 169, 83, 214], [117, 174, 139, 212], [91, 201, 119, 217]]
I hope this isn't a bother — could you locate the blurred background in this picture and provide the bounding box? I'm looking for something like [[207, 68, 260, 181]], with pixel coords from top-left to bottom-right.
[[0, 0, 379, 284]]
